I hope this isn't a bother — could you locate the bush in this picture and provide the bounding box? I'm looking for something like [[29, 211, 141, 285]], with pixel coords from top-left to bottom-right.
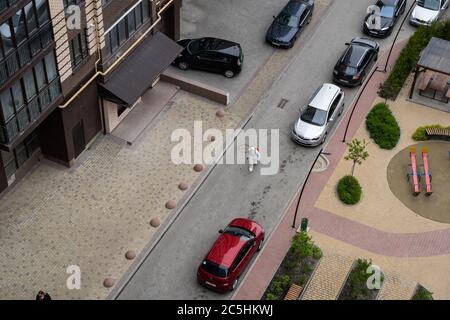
[[366, 103, 400, 150], [265, 275, 290, 300], [337, 175, 362, 205], [412, 125, 450, 141], [412, 285, 433, 300], [339, 259, 384, 300], [379, 20, 450, 99]]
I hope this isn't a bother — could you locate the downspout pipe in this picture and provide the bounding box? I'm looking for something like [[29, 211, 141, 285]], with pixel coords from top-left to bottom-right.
[[59, 0, 174, 109]]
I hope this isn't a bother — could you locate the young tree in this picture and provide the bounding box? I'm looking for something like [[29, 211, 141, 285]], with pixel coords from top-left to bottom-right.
[[345, 139, 369, 176]]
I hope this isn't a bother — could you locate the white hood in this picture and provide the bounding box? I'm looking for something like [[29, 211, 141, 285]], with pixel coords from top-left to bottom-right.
[[294, 118, 325, 140], [411, 5, 440, 22]]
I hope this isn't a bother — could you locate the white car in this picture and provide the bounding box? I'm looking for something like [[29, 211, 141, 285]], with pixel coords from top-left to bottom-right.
[[410, 0, 449, 26], [291, 83, 345, 147]]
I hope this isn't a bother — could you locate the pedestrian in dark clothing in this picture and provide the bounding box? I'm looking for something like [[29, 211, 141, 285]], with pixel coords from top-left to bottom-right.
[[36, 290, 52, 301]]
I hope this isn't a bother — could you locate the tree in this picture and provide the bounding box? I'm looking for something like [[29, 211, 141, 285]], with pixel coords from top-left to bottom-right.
[[344, 139, 369, 176]]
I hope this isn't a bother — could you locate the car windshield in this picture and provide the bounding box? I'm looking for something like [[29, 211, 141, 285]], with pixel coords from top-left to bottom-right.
[[276, 12, 299, 28], [379, 5, 395, 18], [418, 0, 440, 10], [300, 106, 327, 126], [343, 46, 365, 67], [223, 226, 255, 241], [201, 260, 228, 278]]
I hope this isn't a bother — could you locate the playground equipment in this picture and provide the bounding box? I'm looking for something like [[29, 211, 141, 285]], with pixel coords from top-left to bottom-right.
[[420, 147, 433, 196], [407, 147, 421, 196]]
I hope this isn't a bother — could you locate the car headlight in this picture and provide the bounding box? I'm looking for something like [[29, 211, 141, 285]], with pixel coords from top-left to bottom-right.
[[381, 26, 390, 31], [333, 70, 338, 75]]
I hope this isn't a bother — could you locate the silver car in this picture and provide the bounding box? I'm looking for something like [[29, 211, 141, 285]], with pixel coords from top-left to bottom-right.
[[291, 83, 345, 147], [410, 0, 449, 26]]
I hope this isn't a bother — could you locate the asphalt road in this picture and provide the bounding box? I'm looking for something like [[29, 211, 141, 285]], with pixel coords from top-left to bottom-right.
[[117, 0, 419, 300], [169, 0, 300, 103]]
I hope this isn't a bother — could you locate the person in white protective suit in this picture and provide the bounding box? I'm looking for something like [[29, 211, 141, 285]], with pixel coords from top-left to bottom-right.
[[248, 146, 261, 172]]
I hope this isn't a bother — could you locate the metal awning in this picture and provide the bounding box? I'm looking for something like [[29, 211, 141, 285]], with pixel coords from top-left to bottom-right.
[[99, 32, 183, 106], [417, 37, 450, 76]]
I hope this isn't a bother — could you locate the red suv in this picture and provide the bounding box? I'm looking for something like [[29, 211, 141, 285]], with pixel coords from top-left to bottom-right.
[[197, 218, 265, 292]]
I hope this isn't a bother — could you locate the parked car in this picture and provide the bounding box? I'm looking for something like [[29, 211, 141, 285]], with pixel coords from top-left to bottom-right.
[[197, 218, 265, 292], [363, 0, 407, 37], [333, 37, 379, 87], [172, 37, 244, 78], [266, 0, 314, 48], [291, 83, 345, 146], [410, 0, 449, 26]]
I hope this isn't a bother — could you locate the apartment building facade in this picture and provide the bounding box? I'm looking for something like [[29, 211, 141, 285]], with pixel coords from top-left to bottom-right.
[[0, 0, 182, 194]]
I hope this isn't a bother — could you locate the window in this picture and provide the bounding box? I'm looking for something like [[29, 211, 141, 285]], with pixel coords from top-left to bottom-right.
[[0, 51, 61, 144], [328, 93, 342, 118], [200, 260, 228, 278], [1, 131, 40, 178], [104, 1, 150, 57], [0, 1, 52, 85], [69, 30, 88, 68]]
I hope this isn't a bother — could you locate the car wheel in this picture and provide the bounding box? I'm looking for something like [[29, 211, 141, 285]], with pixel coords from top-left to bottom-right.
[[374, 54, 378, 62], [178, 62, 189, 70], [307, 14, 312, 25], [257, 239, 264, 252], [338, 106, 344, 116], [231, 278, 239, 291], [224, 70, 235, 78]]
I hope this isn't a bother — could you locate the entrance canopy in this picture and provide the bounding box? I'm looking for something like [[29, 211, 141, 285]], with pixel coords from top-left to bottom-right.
[[99, 31, 183, 106]]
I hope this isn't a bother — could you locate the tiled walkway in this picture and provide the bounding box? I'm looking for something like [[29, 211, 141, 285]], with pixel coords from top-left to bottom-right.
[[301, 252, 354, 300], [377, 272, 417, 300]]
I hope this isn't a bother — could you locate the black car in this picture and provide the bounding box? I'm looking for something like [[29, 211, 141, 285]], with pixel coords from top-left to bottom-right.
[[363, 0, 407, 37], [172, 37, 243, 78], [266, 0, 314, 48], [333, 38, 379, 87]]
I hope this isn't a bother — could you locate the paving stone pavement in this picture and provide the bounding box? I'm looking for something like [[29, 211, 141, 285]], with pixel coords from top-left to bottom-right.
[[0, 0, 335, 300], [377, 272, 417, 300], [301, 252, 354, 300], [0, 91, 243, 300]]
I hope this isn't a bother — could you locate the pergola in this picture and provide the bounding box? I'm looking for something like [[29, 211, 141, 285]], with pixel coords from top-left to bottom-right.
[[410, 37, 450, 103]]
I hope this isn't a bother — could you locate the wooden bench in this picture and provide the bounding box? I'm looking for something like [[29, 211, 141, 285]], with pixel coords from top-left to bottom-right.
[[426, 128, 450, 140], [284, 284, 303, 300]]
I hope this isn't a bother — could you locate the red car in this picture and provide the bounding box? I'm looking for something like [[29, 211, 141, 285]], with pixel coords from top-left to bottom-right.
[[197, 218, 265, 292]]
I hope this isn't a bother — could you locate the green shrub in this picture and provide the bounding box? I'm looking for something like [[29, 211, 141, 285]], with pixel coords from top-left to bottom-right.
[[265, 275, 290, 300], [337, 175, 362, 205], [289, 232, 322, 261], [412, 125, 450, 141], [379, 20, 450, 99], [412, 285, 433, 300], [366, 103, 400, 149], [340, 259, 384, 300]]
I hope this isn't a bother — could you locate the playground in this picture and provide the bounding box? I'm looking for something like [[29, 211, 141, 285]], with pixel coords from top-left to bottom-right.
[[387, 142, 450, 224]]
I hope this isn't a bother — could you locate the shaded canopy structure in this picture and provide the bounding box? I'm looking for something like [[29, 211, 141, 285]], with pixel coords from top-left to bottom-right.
[[410, 37, 450, 103]]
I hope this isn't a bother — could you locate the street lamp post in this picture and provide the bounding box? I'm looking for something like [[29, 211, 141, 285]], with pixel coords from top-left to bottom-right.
[[292, 149, 331, 229]]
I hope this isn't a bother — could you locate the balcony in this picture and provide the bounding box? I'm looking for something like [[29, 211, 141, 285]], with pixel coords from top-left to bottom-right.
[[0, 78, 61, 145], [0, 22, 54, 87]]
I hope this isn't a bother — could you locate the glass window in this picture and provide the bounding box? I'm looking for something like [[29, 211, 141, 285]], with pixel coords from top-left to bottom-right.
[[142, 0, 150, 20], [25, 2, 38, 35], [36, 0, 50, 27], [15, 142, 28, 166], [1, 90, 14, 121], [200, 260, 228, 278], [11, 81, 24, 109], [135, 5, 143, 27], [23, 69, 37, 100], [127, 11, 136, 34], [44, 52, 57, 81], [118, 19, 126, 45], [1, 149, 16, 178], [34, 60, 46, 90], [300, 106, 327, 126], [12, 8, 27, 45], [0, 22, 14, 54]]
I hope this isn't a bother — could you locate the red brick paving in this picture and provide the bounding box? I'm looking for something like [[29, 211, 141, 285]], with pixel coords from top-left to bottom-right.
[[233, 40, 450, 300]]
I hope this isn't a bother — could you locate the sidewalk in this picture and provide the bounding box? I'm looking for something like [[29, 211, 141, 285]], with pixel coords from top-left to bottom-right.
[[233, 39, 450, 300], [0, 0, 335, 300]]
